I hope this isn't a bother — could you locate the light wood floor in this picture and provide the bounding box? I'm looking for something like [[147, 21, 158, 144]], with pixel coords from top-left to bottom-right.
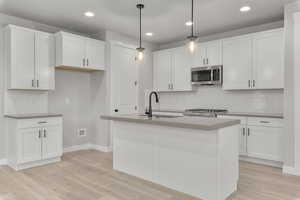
[[1, 150, 300, 200]]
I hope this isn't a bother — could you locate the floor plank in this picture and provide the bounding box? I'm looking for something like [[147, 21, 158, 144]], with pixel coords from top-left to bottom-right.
[[0, 150, 300, 200]]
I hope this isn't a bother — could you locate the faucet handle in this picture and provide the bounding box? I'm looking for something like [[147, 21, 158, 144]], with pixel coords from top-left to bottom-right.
[[145, 108, 150, 115]]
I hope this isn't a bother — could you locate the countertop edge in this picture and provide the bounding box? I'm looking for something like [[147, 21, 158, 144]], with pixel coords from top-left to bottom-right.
[[101, 115, 240, 131], [5, 114, 63, 119]]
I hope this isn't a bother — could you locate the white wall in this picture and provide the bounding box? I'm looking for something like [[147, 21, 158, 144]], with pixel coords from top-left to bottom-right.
[[157, 88, 283, 114], [283, 1, 300, 171]]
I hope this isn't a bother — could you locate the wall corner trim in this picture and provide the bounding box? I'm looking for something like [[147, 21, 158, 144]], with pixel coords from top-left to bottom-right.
[[0, 159, 8, 166], [283, 165, 300, 176], [63, 143, 112, 153]]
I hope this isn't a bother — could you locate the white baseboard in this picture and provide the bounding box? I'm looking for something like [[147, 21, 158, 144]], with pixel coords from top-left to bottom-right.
[[239, 156, 283, 168], [0, 159, 7, 166], [63, 143, 112, 153], [283, 165, 300, 176]]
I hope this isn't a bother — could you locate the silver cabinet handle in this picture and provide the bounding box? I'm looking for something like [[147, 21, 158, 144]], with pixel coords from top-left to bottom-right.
[[38, 121, 47, 124], [83, 58, 86, 66], [44, 129, 47, 138], [32, 80, 35, 88], [203, 59, 205, 65], [206, 58, 209, 65], [37, 80, 39, 88], [247, 128, 250, 136], [87, 58, 89, 66], [38, 129, 42, 138], [171, 84, 174, 90], [248, 80, 251, 88], [260, 121, 270, 124], [253, 80, 256, 88], [242, 128, 245, 136]]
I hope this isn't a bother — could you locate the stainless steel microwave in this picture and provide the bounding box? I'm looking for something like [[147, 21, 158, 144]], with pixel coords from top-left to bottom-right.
[[191, 65, 223, 85]]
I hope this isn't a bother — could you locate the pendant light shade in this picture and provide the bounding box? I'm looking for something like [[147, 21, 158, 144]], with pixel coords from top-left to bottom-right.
[[136, 3, 145, 61], [187, 0, 198, 53]]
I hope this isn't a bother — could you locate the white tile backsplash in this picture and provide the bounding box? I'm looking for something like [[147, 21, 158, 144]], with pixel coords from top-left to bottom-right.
[[157, 87, 284, 113]]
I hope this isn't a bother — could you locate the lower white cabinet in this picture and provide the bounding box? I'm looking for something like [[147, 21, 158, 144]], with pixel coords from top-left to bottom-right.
[[218, 115, 283, 163], [6, 117, 63, 170]]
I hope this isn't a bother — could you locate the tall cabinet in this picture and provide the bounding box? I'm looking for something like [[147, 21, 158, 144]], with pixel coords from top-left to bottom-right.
[[4, 25, 55, 90]]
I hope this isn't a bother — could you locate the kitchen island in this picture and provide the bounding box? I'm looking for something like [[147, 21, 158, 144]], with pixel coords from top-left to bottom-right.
[[102, 114, 240, 200]]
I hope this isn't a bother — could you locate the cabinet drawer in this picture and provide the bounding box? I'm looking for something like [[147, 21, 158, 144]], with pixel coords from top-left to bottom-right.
[[17, 117, 62, 129], [247, 117, 283, 127]]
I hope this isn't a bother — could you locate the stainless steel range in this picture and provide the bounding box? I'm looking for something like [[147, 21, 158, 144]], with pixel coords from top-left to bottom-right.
[[184, 109, 228, 118]]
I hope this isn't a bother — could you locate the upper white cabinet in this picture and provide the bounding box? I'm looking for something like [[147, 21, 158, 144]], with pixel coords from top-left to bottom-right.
[[252, 29, 284, 89], [222, 35, 253, 90], [55, 31, 105, 71], [192, 40, 221, 67], [222, 28, 284, 90], [4, 25, 55, 90], [153, 47, 192, 92]]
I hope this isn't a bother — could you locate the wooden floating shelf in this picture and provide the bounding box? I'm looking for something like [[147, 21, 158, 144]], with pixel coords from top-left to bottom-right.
[[55, 66, 103, 72]]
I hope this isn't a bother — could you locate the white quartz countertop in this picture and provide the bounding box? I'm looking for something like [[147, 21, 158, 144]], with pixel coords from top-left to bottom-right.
[[101, 114, 240, 130], [5, 113, 63, 119]]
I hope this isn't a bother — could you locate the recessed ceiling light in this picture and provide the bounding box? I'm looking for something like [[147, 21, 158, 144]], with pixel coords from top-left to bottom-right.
[[84, 11, 95, 17], [240, 6, 251, 12], [185, 21, 193, 26], [146, 32, 153, 36]]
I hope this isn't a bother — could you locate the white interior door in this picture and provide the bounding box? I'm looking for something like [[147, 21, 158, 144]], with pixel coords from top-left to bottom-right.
[[35, 32, 55, 90], [10, 27, 35, 89], [111, 43, 139, 115], [42, 126, 63, 159], [86, 38, 105, 70]]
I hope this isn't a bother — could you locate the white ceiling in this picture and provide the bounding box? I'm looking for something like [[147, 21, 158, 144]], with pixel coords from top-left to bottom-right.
[[0, 0, 293, 45]]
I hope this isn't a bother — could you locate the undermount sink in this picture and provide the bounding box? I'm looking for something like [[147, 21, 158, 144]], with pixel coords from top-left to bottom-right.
[[138, 114, 182, 119]]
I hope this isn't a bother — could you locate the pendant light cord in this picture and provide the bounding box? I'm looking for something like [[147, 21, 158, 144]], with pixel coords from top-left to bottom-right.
[[191, 0, 194, 37], [139, 6, 142, 48]]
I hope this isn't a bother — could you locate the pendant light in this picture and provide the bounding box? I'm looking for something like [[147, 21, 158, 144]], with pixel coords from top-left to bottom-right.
[[187, 0, 198, 53], [136, 3, 145, 61]]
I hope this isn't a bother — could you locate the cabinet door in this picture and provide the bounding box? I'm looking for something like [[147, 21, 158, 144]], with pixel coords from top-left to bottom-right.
[[42, 126, 63, 160], [19, 128, 41, 163], [206, 41, 221, 66], [61, 34, 86, 68], [172, 47, 192, 91], [86, 38, 105, 70], [247, 126, 283, 162], [153, 50, 172, 91], [253, 29, 284, 89], [192, 43, 206, 67], [239, 126, 247, 156], [222, 36, 253, 90], [9, 27, 35, 89], [35, 32, 55, 90]]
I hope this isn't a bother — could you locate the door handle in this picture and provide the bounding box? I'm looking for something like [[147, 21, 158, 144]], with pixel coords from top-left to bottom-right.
[[44, 129, 47, 138], [253, 80, 256, 88], [247, 128, 250, 136], [38, 129, 42, 139]]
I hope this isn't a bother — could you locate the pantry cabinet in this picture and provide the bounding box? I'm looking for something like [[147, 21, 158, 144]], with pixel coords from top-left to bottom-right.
[[4, 25, 55, 90], [6, 117, 63, 171], [55, 31, 105, 71], [192, 40, 222, 67], [153, 46, 192, 92], [218, 115, 284, 163], [222, 28, 284, 90]]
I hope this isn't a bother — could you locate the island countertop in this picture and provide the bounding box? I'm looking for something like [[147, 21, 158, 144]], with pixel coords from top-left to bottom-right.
[[101, 114, 240, 130]]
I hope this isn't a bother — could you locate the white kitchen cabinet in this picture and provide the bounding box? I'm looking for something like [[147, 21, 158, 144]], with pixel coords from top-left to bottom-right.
[[55, 31, 105, 71], [153, 47, 192, 92], [192, 40, 221, 67], [218, 115, 283, 163], [4, 25, 55, 90], [222, 35, 253, 90], [253, 29, 284, 89], [6, 117, 63, 171], [222, 28, 284, 90]]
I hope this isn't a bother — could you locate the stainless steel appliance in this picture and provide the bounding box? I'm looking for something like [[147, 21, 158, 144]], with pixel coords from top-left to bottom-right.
[[191, 65, 222, 85], [184, 109, 228, 118]]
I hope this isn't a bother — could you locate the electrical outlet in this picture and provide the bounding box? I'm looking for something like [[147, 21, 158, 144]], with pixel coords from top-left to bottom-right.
[[77, 128, 87, 137]]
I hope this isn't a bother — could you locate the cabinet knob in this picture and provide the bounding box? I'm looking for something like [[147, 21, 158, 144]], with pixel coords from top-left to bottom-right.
[[114, 109, 119, 113]]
